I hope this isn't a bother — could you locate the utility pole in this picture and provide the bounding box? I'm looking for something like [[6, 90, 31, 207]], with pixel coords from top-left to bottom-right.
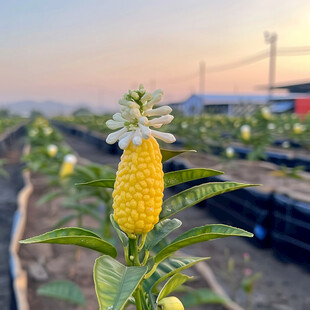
[[264, 31, 278, 101], [199, 61, 206, 94]]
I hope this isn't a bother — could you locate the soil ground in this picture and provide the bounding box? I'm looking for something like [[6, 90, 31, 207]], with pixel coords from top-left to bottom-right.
[[18, 132, 310, 310]]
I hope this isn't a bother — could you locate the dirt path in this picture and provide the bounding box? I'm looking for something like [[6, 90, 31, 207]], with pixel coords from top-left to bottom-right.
[[62, 132, 310, 310], [0, 137, 24, 310]]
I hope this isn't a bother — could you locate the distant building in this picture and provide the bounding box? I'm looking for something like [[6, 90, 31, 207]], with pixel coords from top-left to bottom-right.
[[177, 94, 275, 116], [172, 89, 310, 116], [268, 81, 310, 115]]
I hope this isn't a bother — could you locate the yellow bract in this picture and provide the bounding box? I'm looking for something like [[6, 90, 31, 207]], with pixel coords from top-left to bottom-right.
[[113, 136, 164, 234], [158, 297, 185, 310], [59, 162, 75, 179]]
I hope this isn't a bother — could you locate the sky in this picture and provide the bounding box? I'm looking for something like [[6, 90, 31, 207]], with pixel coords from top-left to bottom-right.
[[1, 0, 310, 110]]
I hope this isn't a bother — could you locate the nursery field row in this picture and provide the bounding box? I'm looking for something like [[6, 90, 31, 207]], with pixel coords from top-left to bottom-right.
[[7, 116, 310, 310], [54, 121, 310, 267], [15, 118, 233, 310], [55, 109, 310, 161], [53, 113, 310, 172], [61, 127, 310, 310]]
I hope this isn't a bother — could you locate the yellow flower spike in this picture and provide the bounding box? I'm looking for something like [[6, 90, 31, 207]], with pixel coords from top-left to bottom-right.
[[59, 154, 77, 179], [113, 136, 164, 234], [158, 297, 184, 310], [47, 144, 58, 158], [107, 85, 175, 235]]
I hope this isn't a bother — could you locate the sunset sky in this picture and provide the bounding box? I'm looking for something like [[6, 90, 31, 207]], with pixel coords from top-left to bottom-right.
[[1, 0, 310, 110]]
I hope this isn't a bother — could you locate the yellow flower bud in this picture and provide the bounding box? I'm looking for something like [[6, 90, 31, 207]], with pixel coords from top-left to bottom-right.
[[240, 125, 251, 141], [261, 107, 271, 120], [293, 123, 304, 135], [113, 136, 164, 234], [225, 147, 234, 159], [47, 144, 58, 158], [158, 297, 184, 310], [59, 154, 77, 179]]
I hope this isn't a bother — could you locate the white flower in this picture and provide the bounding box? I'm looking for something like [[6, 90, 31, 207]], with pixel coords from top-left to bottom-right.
[[64, 154, 77, 164], [106, 85, 175, 149], [225, 147, 234, 158]]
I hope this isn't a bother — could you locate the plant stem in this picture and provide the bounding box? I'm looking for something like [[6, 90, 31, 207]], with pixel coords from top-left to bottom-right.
[[129, 237, 148, 309], [134, 289, 143, 310]]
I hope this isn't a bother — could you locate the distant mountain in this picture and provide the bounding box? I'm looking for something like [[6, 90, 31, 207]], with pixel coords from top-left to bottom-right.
[[1, 100, 88, 117]]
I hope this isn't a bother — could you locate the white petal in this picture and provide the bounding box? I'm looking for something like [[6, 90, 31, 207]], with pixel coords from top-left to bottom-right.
[[119, 98, 131, 106], [141, 92, 152, 104], [64, 154, 77, 164], [132, 129, 142, 146], [118, 131, 134, 150], [130, 90, 139, 100], [143, 94, 162, 110], [144, 106, 172, 117], [138, 123, 151, 139], [113, 113, 126, 122], [130, 107, 141, 119], [151, 130, 176, 143], [148, 115, 174, 126], [106, 120, 124, 130], [151, 124, 163, 128], [106, 127, 128, 144], [118, 131, 132, 141], [139, 117, 148, 125], [152, 89, 163, 97]]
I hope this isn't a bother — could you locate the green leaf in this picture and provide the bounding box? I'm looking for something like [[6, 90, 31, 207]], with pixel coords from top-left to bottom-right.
[[94, 255, 147, 310], [36, 190, 63, 206], [20, 227, 117, 257], [157, 273, 192, 302], [181, 288, 227, 307], [164, 168, 223, 188], [154, 224, 253, 264], [160, 148, 196, 163], [110, 215, 128, 248], [37, 280, 86, 306], [75, 178, 115, 188], [53, 214, 77, 229], [160, 182, 259, 220], [145, 219, 182, 251], [144, 257, 209, 293]]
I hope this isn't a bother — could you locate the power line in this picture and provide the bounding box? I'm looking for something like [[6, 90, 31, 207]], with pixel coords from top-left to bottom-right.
[[160, 45, 310, 84], [205, 49, 269, 73]]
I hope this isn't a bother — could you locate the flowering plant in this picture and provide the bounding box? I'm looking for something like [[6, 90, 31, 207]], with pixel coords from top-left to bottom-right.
[[21, 86, 256, 310]]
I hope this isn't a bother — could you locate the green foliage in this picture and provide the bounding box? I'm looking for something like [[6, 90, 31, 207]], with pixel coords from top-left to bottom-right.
[[160, 182, 259, 220], [94, 255, 148, 310], [154, 225, 253, 264], [157, 273, 192, 302], [20, 227, 117, 257], [181, 288, 227, 307], [37, 280, 86, 306]]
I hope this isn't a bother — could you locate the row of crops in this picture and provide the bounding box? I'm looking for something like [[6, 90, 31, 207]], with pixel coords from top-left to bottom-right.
[[0, 117, 25, 135], [55, 109, 310, 161], [17, 116, 257, 309]]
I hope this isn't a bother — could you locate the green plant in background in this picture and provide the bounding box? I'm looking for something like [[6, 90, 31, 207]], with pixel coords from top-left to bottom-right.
[[271, 165, 306, 179], [25, 118, 116, 239], [21, 85, 258, 309], [222, 251, 262, 310], [238, 107, 274, 161]]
